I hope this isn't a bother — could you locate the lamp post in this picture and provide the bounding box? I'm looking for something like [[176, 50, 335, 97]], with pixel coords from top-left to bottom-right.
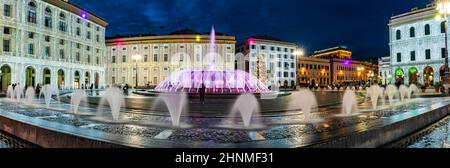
[[293, 48, 305, 87], [132, 55, 142, 88], [438, 0, 450, 87]]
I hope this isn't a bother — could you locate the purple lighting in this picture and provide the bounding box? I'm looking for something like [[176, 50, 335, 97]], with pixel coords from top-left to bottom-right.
[[154, 26, 270, 94], [342, 59, 352, 67], [155, 70, 270, 94], [81, 13, 87, 19]]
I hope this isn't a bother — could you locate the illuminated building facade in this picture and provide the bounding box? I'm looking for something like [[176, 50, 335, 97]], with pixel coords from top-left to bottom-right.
[[390, 3, 447, 86], [331, 59, 377, 85], [312, 45, 352, 59], [297, 57, 331, 86], [236, 36, 297, 88], [0, 0, 107, 91], [297, 46, 378, 86], [105, 29, 236, 87]]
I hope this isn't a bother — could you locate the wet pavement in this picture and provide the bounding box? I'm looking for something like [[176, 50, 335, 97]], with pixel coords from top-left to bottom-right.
[[392, 116, 450, 148], [0, 131, 36, 148], [0, 90, 443, 148]]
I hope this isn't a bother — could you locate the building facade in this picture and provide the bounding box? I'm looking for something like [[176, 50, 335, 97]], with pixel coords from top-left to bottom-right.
[[297, 46, 378, 86], [236, 36, 297, 88], [330, 59, 377, 85], [390, 3, 446, 86], [0, 0, 107, 91], [297, 57, 331, 86], [105, 29, 236, 87], [378, 56, 392, 86], [312, 45, 352, 59]]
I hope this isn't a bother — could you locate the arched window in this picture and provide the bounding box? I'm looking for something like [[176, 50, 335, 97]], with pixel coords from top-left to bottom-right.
[[27, 2, 37, 24], [424, 24, 430, 35], [441, 22, 446, 33], [59, 12, 66, 32], [410, 27, 415, 37], [44, 7, 52, 28], [396, 30, 401, 40]]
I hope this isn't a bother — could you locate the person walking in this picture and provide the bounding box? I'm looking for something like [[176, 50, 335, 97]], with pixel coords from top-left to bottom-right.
[[199, 83, 206, 104], [35, 83, 41, 96]]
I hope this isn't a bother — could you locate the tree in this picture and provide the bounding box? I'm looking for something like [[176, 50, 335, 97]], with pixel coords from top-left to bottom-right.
[[256, 54, 268, 85]]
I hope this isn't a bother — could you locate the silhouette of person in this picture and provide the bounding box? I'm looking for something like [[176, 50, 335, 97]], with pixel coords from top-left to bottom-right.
[[35, 83, 41, 95], [199, 83, 206, 104], [123, 84, 129, 95]]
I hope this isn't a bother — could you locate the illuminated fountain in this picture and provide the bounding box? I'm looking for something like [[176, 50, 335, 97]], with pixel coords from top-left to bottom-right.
[[289, 89, 319, 122], [230, 94, 261, 128], [385, 85, 398, 105], [39, 85, 60, 108], [366, 85, 383, 110], [24, 87, 36, 105], [71, 90, 87, 114], [342, 88, 358, 115], [6, 85, 14, 99], [154, 27, 270, 94], [399, 85, 409, 102], [96, 87, 124, 121]]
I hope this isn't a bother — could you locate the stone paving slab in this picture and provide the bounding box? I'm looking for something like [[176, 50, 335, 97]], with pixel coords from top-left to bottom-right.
[[0, 130, 37, 148]]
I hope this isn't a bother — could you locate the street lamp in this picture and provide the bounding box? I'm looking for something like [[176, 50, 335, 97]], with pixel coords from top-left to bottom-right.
[[293, 49, 305, 57], [437, 0, 450, 87], [294, 48, 305, 86], [132, 55, 142, 88]]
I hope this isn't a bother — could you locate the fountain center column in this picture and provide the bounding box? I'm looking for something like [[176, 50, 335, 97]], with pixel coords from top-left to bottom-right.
[[208, 26, 216, 71]]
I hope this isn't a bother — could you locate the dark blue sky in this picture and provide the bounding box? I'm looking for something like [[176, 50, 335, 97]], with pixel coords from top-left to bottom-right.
[[72, 0, 432, 59]]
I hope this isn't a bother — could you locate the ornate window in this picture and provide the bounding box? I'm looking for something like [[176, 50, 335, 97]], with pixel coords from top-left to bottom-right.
[[27, 2, 37, 24], [44, 8, 52, 28], [59, 13, 67, 32]]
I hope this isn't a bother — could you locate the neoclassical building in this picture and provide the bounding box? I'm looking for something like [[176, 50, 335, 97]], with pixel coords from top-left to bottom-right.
[[0, 0, 107, 92], [390, 3, 448, 86], [236, 36, 298, 88], [297, 46, 378, 87], [105, 29, 236, 87]]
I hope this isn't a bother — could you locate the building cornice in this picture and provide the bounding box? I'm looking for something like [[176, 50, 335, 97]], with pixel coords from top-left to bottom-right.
[[313, 50, 352, 57], [105, 35, 236, 46], [43, 0, 108, 27], [249, 39, 297, 47], [389, 6, 437, 27], [298, 57, 331, 63]]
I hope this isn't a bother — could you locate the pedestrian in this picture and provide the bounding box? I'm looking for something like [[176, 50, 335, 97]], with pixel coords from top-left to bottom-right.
[[199, 83, 206, 104], [123, 84, 129, 95], [35, 83, 41, 95]]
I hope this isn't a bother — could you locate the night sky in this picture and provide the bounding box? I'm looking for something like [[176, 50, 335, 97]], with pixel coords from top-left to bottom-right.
[[71, 0, 432, 59]]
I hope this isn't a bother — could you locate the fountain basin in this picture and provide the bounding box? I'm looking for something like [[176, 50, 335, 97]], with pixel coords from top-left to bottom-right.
[[0, 96, 449, 148]]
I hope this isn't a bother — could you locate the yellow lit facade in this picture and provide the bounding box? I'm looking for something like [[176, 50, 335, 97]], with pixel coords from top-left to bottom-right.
[[297, 57, 331, 86], [298, 46, 378, 86], [312, 45, 352, 60]]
